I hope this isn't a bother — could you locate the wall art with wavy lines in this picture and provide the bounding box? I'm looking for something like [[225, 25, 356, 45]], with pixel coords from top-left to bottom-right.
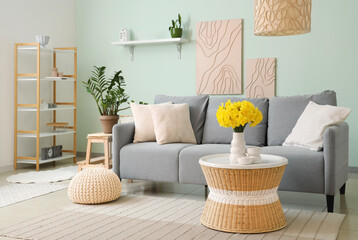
[[246, 58, 276, 98], [196, 19, 242, 95]]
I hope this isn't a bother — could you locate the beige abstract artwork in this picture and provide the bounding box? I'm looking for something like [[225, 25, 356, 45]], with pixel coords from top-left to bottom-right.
[[246, 58, 276, 98], [196, 19, 242, 95]]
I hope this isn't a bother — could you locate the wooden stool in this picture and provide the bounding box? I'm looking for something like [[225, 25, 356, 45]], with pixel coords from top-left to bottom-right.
[[77, 133, 112, 172]]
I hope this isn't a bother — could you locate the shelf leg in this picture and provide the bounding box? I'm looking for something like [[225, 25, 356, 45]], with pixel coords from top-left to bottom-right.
[[129, 46, 134, 61], [176, 43, 182, 59]]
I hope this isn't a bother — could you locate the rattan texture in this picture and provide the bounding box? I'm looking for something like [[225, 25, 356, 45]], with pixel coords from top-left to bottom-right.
[[68, 168, 121, 204], [200, 164, 287, 233]]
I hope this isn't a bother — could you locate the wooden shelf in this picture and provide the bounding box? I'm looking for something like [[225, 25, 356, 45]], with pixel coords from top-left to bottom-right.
[[17, 46, 76, 54], [111, 38, 189, 60], [14, 43, 77, 171], [17, 106, 76, 112], [18, 77, 75, 82], [17, 130, 75, 138], [17, 153, 75, 164], [47, 122, 68, 127]]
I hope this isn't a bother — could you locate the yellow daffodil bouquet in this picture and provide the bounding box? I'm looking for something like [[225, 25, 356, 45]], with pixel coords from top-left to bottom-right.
[[216, 100, 263, 133]]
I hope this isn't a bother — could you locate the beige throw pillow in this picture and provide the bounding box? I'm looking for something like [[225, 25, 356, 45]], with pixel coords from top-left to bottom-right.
[[283, 101, 351, 151], [131, 102, 172, 143], [149, 103, 197, 145]]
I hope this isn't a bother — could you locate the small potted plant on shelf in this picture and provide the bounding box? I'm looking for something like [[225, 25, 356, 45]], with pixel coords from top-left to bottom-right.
[[83, 66, 134, 133], [168, 13, 183, 38]]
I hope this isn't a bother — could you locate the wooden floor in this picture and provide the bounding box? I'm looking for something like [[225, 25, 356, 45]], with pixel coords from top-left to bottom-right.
[[0, 159, 358, 239]]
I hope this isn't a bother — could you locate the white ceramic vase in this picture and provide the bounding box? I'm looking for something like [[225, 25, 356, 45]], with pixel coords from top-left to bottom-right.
[[230, 132, 246, 163]]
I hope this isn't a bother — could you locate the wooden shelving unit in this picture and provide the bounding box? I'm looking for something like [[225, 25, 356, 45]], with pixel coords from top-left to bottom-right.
[[14, 43, 77, 171], [111, 38, 189, 60]]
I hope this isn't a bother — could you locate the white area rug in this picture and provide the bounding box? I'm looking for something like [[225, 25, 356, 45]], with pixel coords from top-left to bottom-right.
[[0, 166, 77, 207], [0, 183, 67, 208], [6, 166, 77, 184], [0, 194, 345, 240]]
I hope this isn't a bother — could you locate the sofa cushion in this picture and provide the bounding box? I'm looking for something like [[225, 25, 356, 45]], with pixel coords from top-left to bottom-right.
[[179, 144, 231, 185], [261, 146, 324, 194], [120, 142, 193, 182], [179, 144, 325, 192], [149, 103, 196, 144], [267, 90, 337, 146], [130, 102, 172, 143], [283, 101, 351, 151], [154, 95, 209, 144], [202, 97, 269, 146]]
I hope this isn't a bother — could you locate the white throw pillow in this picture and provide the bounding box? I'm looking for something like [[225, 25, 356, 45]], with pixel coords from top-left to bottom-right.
[[149, 103, 197, 145], [283, 101, 351, 151], [130, 102, 172, 143]]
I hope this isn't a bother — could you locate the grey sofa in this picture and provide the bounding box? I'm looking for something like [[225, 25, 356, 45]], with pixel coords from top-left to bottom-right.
[[112, 91, 349, 212]]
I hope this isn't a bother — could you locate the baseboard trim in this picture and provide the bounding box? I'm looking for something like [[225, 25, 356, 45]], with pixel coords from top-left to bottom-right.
[[349, 167, 358, 173]]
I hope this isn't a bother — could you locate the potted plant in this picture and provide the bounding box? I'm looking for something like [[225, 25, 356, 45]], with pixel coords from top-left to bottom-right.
[[83, 66, 130, 133], [168, 13, 183, 38]]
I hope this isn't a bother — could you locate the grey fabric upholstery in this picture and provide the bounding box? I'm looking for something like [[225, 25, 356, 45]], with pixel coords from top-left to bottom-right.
[[113, 91, 349, 204], [154, 95, 209, 144], [202, 97, 269, 146], [180, 143, 328, 194], [261, 146, 325, 194], [112, 122, 135, 177], [179, 144, 231, 185], [312, 90, 337, 106], [267, 90, 337, 146], [120, 142, 193, 182], [324, 123, 349, 195]]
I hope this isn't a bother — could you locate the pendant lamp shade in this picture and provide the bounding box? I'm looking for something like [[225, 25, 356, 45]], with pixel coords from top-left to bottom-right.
[[254, 0, 312, 36]]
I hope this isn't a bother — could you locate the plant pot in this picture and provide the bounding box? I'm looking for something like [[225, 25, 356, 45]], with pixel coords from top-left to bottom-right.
[[230, 132, 247, 163], [170, 28, 183, 38], [99, 115, 119, 133]]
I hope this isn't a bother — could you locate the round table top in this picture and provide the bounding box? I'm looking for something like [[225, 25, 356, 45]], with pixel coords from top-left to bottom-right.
[[199, 154, 288, 169]]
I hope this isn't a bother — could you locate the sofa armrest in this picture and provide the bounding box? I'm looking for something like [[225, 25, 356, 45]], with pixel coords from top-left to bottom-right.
[[112, 122, 135, 177], [323, 122, 349, 195]]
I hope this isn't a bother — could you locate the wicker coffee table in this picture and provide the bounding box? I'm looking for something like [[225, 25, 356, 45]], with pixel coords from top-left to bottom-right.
[[199, 153, 288, 233]]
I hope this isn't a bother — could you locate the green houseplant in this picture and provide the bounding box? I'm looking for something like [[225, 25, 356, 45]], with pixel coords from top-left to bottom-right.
[[83, 66, 130, 133], [168, 13, 183, 38]]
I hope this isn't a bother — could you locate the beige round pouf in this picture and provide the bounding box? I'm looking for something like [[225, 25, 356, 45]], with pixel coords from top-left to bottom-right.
[[68, 168, 121, 204]]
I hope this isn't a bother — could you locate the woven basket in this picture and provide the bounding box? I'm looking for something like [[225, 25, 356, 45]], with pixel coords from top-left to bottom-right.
[[200, 164, 287, 233], [68, 168, 121, 204]]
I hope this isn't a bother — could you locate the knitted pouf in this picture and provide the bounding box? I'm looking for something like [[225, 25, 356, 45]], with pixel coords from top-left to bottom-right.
[[68, 168, 121, 204]]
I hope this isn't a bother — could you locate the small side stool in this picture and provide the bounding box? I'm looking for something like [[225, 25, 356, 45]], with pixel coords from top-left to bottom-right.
[[77, 133, 112, 172]]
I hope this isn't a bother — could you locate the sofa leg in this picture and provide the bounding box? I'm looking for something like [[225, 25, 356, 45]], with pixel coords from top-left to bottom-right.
[[326, 195, 334, 213], [340, 183, 346, 195], [205, 185, 208, 199]]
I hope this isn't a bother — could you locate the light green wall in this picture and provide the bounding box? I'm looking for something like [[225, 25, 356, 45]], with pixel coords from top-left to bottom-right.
[[76, 0, 358, 166]]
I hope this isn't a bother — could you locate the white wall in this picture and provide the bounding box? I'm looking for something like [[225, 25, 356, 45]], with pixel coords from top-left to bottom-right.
[[0, 0, 76, 171]]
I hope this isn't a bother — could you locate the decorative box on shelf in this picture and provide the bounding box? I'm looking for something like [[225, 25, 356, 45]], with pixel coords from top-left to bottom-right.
[[41, 145, 63, 160]]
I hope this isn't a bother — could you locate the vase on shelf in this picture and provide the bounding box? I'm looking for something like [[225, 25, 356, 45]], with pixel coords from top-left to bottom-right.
[[230, 132, 246, 163]]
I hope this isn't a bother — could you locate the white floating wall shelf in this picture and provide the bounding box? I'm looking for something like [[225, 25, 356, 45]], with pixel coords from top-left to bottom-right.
[[111, 38, 189, 61]]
